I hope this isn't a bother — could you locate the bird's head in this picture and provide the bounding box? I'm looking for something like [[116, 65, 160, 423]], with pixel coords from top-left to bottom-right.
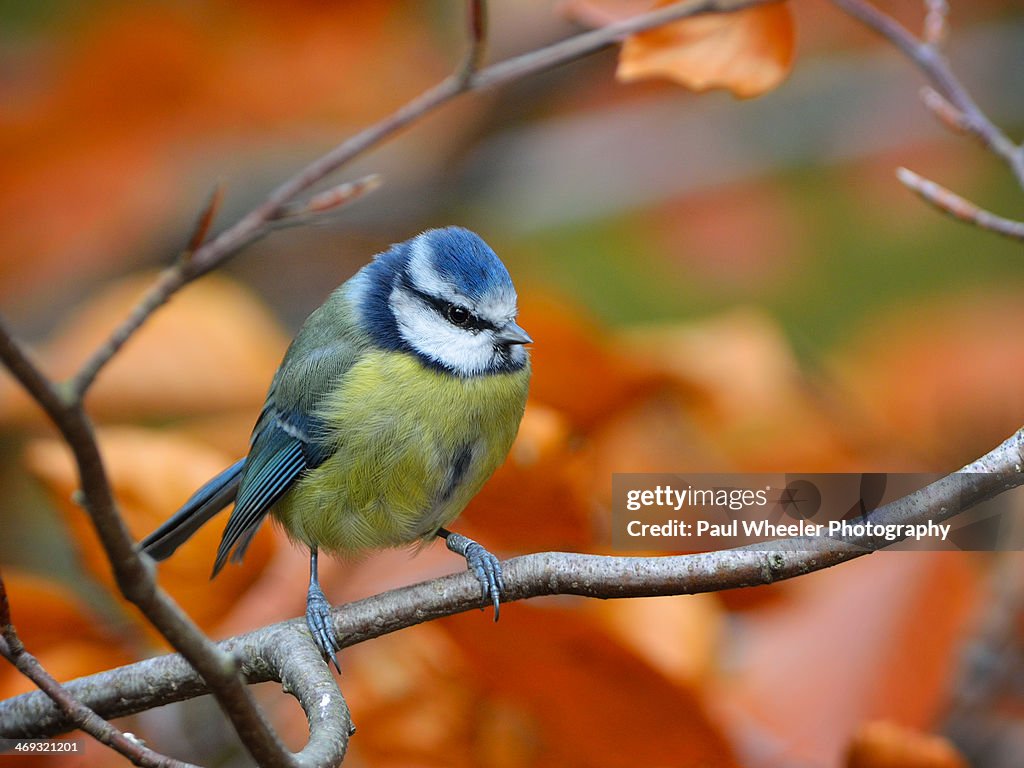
[[359, 227, 532, 377]]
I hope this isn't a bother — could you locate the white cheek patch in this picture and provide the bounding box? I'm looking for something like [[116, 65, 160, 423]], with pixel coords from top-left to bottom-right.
[[390, 286, 498, 376]]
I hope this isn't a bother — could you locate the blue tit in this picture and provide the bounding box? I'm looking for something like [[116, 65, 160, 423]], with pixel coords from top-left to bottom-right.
[[140, 226, 532, 668]]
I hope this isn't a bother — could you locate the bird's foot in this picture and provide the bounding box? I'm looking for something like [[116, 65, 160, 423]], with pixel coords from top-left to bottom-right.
[[306, 583, 341, 672], [444, 532, 504, 620]]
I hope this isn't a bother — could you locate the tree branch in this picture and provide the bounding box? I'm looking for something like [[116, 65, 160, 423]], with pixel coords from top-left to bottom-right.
[[897, 167, 1024, 242], [459, 0, 488, 83], [4, 428, 1022, 739], [830, 0, 1024, 190], [0, 316, 299, 768], [0, 574, 194, 767]]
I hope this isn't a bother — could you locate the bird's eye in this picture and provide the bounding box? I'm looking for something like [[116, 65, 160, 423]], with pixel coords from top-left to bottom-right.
[[446, 304, 471, 326]]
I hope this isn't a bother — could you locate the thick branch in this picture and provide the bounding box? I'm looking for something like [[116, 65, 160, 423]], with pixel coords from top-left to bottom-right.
[[5, 428, 1022, 739], [1, 622, 351, 765]]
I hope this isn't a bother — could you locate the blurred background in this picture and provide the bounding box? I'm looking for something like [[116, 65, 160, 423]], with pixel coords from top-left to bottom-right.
[[2, 1, 1024, 766]]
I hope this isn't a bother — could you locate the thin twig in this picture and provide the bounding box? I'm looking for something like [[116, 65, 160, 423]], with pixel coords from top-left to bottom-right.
[[923, 0, 948, 47], [0, 574, 194, 768], [830, 0, 1024, 189], [271, 173, 383, 225], [70, 0, 771, 398], [459, 0, 488, 82], [5, 428, 1023, 738], [920, 85, 968, 135], [184, 182, 224, 258], [0, 318, 296, 768], [897, 167, 1024, 242]]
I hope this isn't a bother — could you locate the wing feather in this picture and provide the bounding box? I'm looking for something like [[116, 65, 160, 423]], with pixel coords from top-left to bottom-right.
[[212, 420, 307, 574]]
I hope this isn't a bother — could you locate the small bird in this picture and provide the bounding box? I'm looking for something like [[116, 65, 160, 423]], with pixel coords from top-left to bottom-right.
[[140, 226, 532, 668]]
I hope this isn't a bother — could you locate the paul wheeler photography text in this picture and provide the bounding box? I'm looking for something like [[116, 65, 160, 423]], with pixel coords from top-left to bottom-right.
[[609, 474, 1009, 551]]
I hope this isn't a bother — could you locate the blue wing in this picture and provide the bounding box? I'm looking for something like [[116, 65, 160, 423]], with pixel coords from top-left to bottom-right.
[[212, 407, 331, 575]]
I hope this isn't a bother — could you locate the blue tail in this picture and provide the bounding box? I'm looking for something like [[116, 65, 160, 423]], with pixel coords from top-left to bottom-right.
[[140, 459, 246, 562]]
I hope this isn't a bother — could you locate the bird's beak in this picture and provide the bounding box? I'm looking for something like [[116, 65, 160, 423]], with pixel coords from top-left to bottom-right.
[[496, 321, 533, 346]]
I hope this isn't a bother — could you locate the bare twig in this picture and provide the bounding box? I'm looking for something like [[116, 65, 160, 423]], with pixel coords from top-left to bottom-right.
[[920, 85, 968, 135], [0, 317, 297, 768], [923, 0, 948, 47], [184, 182, 224, 258], [0, 574, 194, 768], [897, 167, 1024, 242], [831, 0, 1024, 189], [271, 173, 383, 226], [5, 428, 1023, 739], [460, 0, 488, 81], [70, 0, 771, 399]]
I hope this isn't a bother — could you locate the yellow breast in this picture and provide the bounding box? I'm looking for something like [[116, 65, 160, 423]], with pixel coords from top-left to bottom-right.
[[273, 350, 530, 555]]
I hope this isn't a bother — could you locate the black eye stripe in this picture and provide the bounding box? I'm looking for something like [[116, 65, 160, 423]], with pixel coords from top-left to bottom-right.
[[400, 278, 498, 332]]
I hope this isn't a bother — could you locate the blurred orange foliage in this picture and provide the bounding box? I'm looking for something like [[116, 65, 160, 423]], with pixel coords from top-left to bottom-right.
[[846, 721, 968, 768], [0, 1, 438, 299], [25, 428, 277, 641], [0, 273, 289, 426]]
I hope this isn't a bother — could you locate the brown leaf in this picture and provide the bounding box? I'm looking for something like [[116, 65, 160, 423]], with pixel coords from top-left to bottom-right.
[[833, 291, 1024, 466], [517, 293, 661, 432], [588, 593, 726, 685], [618, 1, 796, 98], [619, 309, 866, 471]]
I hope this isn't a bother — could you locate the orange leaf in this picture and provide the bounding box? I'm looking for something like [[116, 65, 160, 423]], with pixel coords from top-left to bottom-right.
[[618, 1, 795, 98], [832, 291, 1024, 466], [0, 569, 131, 700], [846, 721, 968, 768], [619, 309, 870, 472], [518, 292, 663, 432], [587, 593, 726, 684], [721, 552, 981, 765], [0, 272, 288, 425], [442, 602, 740, 767]]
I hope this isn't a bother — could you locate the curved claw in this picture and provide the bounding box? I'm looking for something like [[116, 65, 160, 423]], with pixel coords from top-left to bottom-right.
[[443, 532, 504, 621], [306, 586, 341, 673]]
